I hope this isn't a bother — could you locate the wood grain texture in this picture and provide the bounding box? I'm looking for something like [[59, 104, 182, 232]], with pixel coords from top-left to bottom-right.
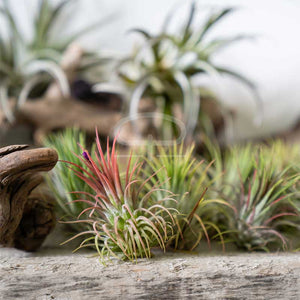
[[0, 146, 58, 250], [0, 250, 299, 299]]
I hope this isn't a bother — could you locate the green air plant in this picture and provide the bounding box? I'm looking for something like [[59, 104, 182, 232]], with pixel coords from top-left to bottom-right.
[[119, 3, 260, 137], [57, 130, 177, 263], [208, 142, 300, 251], [44, 128, 95, 233], [0, 0, 109, 122], [260, 141, 300, 249], [143, 142, 228, 251]]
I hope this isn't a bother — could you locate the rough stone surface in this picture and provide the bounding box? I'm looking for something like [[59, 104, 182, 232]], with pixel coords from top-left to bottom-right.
[[0, 247, 299, 300]]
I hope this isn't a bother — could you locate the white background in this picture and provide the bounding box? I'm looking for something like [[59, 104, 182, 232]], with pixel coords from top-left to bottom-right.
[[1, 0, 300, 141]]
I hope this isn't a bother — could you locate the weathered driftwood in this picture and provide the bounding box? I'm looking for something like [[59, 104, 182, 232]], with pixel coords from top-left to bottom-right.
[[0, 145, 58, 251], [0, 250, 299, 299], [13, 189, 56, 252], [17, 97, 122, 143]]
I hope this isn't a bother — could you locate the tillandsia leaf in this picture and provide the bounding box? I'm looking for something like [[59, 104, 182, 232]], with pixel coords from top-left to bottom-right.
[[23, 60, 70, 97], [173, 70, 199, 135], [17, 75, 47, 107], [0, 0, 24, 44], [129, 28, 152, 39], [33, 0, 51, 48], [186, 188, 208, 225], [32, 0, 72, 49], [1, 1, 26, 71], [200, 35, 253, 59], [30, 0, 114, 52], [129, 75, 151, 120], [195, 8, 234, 44], [189, 60, 221, 78], [182, 1, 196, 45]]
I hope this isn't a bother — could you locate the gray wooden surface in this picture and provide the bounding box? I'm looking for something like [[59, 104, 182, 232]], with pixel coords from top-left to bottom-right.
[[0, 247, 299, 300]]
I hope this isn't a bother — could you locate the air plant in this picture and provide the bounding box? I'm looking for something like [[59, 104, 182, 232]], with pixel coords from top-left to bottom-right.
[[0, 0, 109, 122], [143, 142, 228, 250], [260, 141, 300, 249], [119, 3, 260, 137], [44, 128, 95, 233], [207, 142, 300, 251], [56, 130, 177, 263]]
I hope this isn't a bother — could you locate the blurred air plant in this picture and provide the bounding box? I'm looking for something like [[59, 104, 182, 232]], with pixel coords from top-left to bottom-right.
[[56, 130, 177, 263], [206, 141, 300, 251], [260, 140, 300, 176], [143, 142, 229, 250], [260, 141, 300, 249], [0, 0, 110, 123], [118, 3, 261, 138]]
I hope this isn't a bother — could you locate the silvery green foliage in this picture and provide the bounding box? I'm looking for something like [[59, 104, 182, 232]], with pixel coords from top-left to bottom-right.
[[119, 4, 261, 136], [0, 0, 108, 122]]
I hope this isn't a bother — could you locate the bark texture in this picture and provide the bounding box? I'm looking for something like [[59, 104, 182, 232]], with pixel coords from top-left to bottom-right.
[[0, 250, 299, 299], [0, 145, 58, 250]]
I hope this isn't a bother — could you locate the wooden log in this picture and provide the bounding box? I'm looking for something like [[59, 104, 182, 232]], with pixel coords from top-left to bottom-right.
[[0, 250, 299, 299], [16, 97, 122, 143]]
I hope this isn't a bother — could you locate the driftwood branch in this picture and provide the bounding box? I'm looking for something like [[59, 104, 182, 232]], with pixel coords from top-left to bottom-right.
[[16, 97, 122, 143], [0, 145, 58, 251], [0, 251, 299, 299]]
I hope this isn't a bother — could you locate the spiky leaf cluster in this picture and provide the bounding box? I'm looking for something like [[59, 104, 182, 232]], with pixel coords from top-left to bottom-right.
[[206, 141, 300, 251], [46, 128, 300, 256], [44, 128, 95, 233], [58, 130, 176, 263], [142, 143, 228, 250]]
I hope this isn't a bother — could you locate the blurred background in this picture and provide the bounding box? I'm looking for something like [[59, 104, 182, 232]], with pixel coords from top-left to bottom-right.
[[0, 0, 300, 146]]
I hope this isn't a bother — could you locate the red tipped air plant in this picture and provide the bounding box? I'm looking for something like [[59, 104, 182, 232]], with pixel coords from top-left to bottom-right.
[[61, 129, 177, 263]]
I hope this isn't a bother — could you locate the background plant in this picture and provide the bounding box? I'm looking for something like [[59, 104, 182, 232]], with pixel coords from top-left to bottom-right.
[[204, 141, 300, 251], [0, 0, 109, 122], [260, 141, 300, 249], [118, 3, 261, 137]]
